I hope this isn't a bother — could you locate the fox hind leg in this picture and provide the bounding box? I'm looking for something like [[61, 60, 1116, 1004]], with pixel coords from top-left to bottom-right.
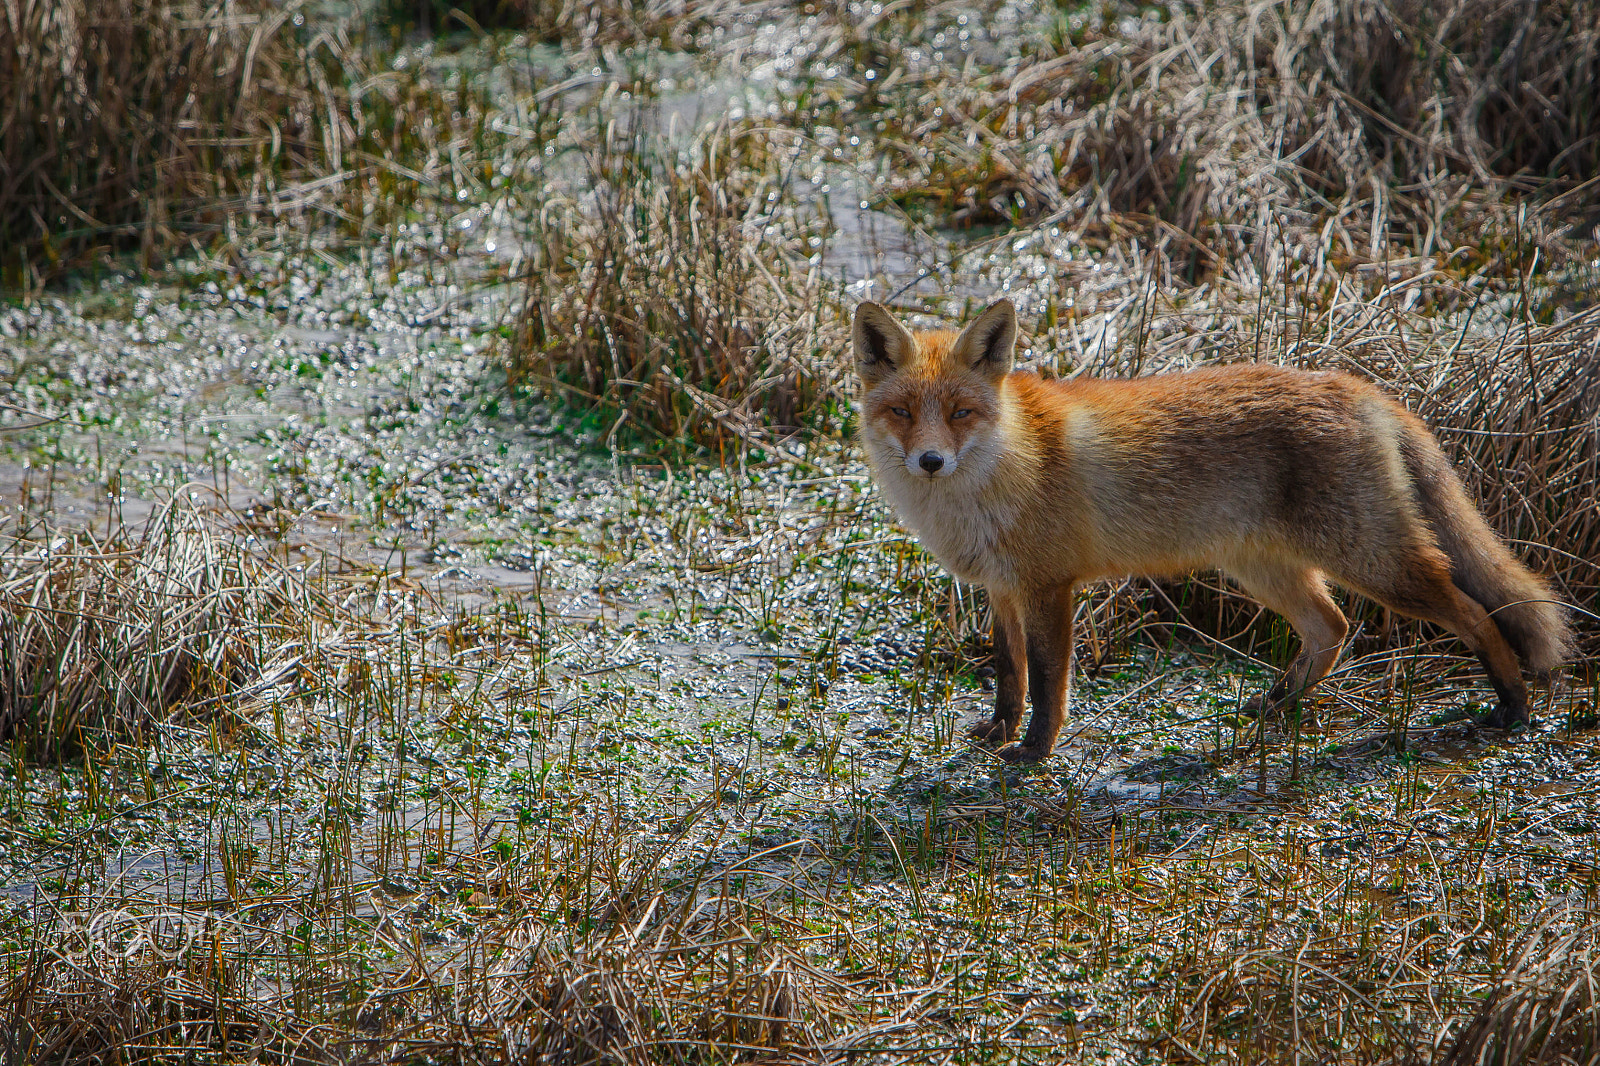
[[1231, 564, 1350, 718], [1357, 555, 1533, 728]]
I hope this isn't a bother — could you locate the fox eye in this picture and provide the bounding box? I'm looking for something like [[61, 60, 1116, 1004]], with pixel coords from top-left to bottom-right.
[[951, 408, 973, 419], [891, 406, 912, 419]]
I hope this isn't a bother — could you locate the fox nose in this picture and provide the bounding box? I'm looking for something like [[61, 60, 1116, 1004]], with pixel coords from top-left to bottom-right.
[[918, 451, 945, 474]]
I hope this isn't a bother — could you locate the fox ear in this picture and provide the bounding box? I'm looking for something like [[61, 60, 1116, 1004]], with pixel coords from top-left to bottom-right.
[[852, 302, 916, 385], [953, 299, 1017, 379]]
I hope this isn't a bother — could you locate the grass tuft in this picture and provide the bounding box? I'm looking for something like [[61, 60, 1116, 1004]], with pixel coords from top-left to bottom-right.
[[507, 119, 842, 449], [1441, 905, 1600, 1066], [0, 500, 318, 761], [863, 0, 1599, 255], [473, 895, 865, 1059]]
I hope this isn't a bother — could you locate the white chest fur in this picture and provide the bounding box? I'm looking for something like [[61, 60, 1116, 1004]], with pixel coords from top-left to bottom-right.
[[869, 457, 1021, 590]]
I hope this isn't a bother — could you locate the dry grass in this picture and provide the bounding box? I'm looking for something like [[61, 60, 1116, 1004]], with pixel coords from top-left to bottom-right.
[[442, 893, 924, 1061], [1299, 0, 1600, 199], [1166, 933, 1437, 1061], [507, 120, 845, 450], [0, 0, 586, 286], [376, 0, 699, 48], [1156, 905, 1600, 1064], [0, 499, 320, 760], [0, 0, 361, 286], [10, 803, 1594, 1065], [1440, 905, 1600, 1066], [871, 0, 1599, 252], [1, 871, 936, 1064]]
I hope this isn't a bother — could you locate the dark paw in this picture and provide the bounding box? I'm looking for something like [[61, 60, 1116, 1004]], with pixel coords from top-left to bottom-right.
[[1477, 702, 1531, 730], [1240, 692, 1283, 718], [997, 743, 1048, 764], [967, 719, 1012, 746], [1242, 693, 1316, 727]]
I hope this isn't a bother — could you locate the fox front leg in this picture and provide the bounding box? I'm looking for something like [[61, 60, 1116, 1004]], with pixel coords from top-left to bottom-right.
[[969, 595, 1027, 745], [1002, 584, 1077, 764]]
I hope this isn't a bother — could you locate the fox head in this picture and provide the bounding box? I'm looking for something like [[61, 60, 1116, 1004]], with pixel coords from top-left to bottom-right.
[[852, 299, 1017, 482]]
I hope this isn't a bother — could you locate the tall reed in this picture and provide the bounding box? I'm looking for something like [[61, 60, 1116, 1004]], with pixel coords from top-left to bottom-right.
[[0, 0, 349, 285]]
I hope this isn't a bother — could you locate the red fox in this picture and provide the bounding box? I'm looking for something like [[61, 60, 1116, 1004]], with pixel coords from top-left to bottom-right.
[[853, 298, 1572, 763]]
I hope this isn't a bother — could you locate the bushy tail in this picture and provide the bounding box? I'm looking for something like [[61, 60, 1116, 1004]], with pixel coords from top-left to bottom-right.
[[1400, 425, 1574, 676]]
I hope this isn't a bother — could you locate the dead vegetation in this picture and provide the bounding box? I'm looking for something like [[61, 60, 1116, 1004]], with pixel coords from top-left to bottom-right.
[[8, 811, 1599, 1065], [0, 0, 355, 286], [0, 0, 546, 287], [1, 863, 934, 1064], [0, 499, 320, 759], [1156, 903, 1600, 1064], [377, 0, 700, 48], [1440, 905, 1600, 1066], [451, 894, 917, 1061], [865, 0, 1600, 254], [506, 121, 845, 450]]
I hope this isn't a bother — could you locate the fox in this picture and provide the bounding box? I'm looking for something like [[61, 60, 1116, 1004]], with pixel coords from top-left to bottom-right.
[[852, 298, 1573, 763]]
